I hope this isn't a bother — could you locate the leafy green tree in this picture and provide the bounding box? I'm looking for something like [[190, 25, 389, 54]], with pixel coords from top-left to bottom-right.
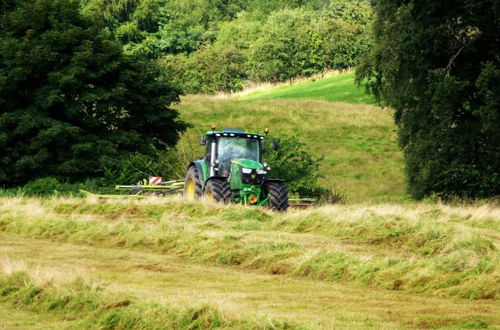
[[0, 0, 187, 186], [264, 136, 327, 198], [357, 0, 500, 199], [162, 43, 247, 93], [81, 0, 170, 58], [248, 4, 372, 83], [248, 8, 314, 82]]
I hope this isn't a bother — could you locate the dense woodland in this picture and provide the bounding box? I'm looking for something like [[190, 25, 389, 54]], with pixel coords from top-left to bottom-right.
[[81, 0, 373, 93], [0, 0, 498, 200]]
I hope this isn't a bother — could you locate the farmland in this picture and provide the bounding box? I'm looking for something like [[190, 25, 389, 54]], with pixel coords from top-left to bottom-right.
[[1, 197, 499, 329], [175, 72, 406, 203], [1, 73, 498, 329]]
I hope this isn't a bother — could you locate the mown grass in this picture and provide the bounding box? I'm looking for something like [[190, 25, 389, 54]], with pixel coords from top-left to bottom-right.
[[4, 237, 497, 329], [238, 71, 375, 104], [0, 267, 295, 329], [1, 197, 497, 301], [175, 96, 406, 203]]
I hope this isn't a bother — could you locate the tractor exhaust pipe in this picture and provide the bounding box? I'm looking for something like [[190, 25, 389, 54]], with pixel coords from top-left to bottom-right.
[[210, 140, 217, 176]]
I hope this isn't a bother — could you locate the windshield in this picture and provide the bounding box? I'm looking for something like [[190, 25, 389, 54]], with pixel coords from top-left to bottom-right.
[[217, 137, 260, 175]]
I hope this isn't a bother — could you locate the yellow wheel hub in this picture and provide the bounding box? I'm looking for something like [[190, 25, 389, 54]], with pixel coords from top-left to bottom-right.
[[206, 190, 214, 200], [186, 179, 195, 199], [249, 195, 258, 204]]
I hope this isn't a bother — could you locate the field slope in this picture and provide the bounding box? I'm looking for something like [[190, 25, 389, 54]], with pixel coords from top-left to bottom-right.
[[239, 71, 375, 104], [176, 71, 405, 203]]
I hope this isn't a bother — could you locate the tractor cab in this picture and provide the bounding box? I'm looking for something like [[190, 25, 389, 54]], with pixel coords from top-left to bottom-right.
[[185, 126, 288, 211], [201, 129, 265, 177]]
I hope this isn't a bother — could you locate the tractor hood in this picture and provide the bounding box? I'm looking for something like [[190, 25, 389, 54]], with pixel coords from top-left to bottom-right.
[[231, 159, 264, 170]]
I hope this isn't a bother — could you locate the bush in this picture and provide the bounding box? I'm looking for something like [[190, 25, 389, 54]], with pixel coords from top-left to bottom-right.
[[162, 43, 247, 94], [263, 136, 342, 201], [0, 177, 109, 197]]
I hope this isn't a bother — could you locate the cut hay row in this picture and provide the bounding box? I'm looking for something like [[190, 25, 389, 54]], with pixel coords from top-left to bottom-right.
[[0, 261, 294, 329], [0, 197, 498, 299]]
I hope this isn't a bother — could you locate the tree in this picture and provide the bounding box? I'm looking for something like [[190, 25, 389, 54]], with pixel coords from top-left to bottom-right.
[[264, 136, 327, 198], [357, 0, 500, 199], [162, 43, 247, 93], [0, 0, 187, 186], [81, 0, 171, 58]]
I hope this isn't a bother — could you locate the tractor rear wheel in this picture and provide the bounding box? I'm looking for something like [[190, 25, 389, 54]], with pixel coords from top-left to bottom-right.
[[264, 182, 288, 211], [184, 166, 203, 199], [204, 179, 231, 203]]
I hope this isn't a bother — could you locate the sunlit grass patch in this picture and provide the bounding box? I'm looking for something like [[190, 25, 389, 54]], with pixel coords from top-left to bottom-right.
[[238, 71, 375, 104]]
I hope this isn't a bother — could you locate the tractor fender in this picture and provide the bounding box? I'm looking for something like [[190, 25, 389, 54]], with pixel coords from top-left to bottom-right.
[[188, 161, 207, 187], [264, 178, 286, 185], [205, 176, 227, 184]]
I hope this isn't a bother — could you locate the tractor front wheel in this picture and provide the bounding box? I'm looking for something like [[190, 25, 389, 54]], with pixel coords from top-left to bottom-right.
[[204, 179, 231, 203], [264, 182, 288, 211], [184, 166, 203, 199]]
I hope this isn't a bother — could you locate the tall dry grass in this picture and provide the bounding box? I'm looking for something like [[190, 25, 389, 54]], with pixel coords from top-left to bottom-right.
[[0, 196, 497, 299]]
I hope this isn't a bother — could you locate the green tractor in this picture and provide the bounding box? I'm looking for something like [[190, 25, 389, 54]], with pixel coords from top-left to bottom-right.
[[184, 127, 288, 211]]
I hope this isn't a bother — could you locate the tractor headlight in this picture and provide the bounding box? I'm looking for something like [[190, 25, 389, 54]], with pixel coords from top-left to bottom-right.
[[257, 170, 267, 175], [242, 168, 252, 174]]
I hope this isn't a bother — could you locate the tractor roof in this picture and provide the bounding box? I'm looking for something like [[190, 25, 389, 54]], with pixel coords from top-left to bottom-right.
[[206, 128, 266, 138]]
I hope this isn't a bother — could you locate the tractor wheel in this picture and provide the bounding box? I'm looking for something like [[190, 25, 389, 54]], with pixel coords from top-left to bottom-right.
[[184, 166, 203, 199], [204, 179, 231, 203], [264, 182, 288, 211]]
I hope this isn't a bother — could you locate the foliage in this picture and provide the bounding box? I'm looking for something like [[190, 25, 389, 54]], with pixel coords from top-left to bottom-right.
[[263, 136, 330, 198], [162, 43, 247, 93], [81, 0, 170, 58], [248, 4, 372, 83], [356, 0, 500, 199], [0, 0, 187, 187], [157, 1, 373, 93]]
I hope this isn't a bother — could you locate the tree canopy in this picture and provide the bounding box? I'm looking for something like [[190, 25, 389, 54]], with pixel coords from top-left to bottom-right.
[[357, 0, 500, 199], [0, 0, 187, 186], [162, 1, 373, 93], [77, 0, 374, 93]]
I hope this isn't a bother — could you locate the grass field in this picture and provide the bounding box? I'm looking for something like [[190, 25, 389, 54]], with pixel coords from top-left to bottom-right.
[[176, 92, 405, 203], [3, 73, 497, 329], [0, 197, 498, 329], [239, 71, 375, 104]]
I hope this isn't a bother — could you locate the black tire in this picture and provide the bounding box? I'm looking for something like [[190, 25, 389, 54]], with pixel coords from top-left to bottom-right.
[[264, 181, 288, 211], [184, 166, 203, 199], [204, 179, 231, 203]]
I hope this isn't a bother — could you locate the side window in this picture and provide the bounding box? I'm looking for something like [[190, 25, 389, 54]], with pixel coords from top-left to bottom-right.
[[205, 136, 213, 162]]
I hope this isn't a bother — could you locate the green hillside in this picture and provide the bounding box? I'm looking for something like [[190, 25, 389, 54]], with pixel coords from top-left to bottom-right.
[[176, 72, 407, 203], [240, 71, 375, 104]]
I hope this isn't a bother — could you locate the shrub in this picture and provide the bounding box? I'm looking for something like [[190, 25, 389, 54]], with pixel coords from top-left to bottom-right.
[[263, 136, 341, 201]]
